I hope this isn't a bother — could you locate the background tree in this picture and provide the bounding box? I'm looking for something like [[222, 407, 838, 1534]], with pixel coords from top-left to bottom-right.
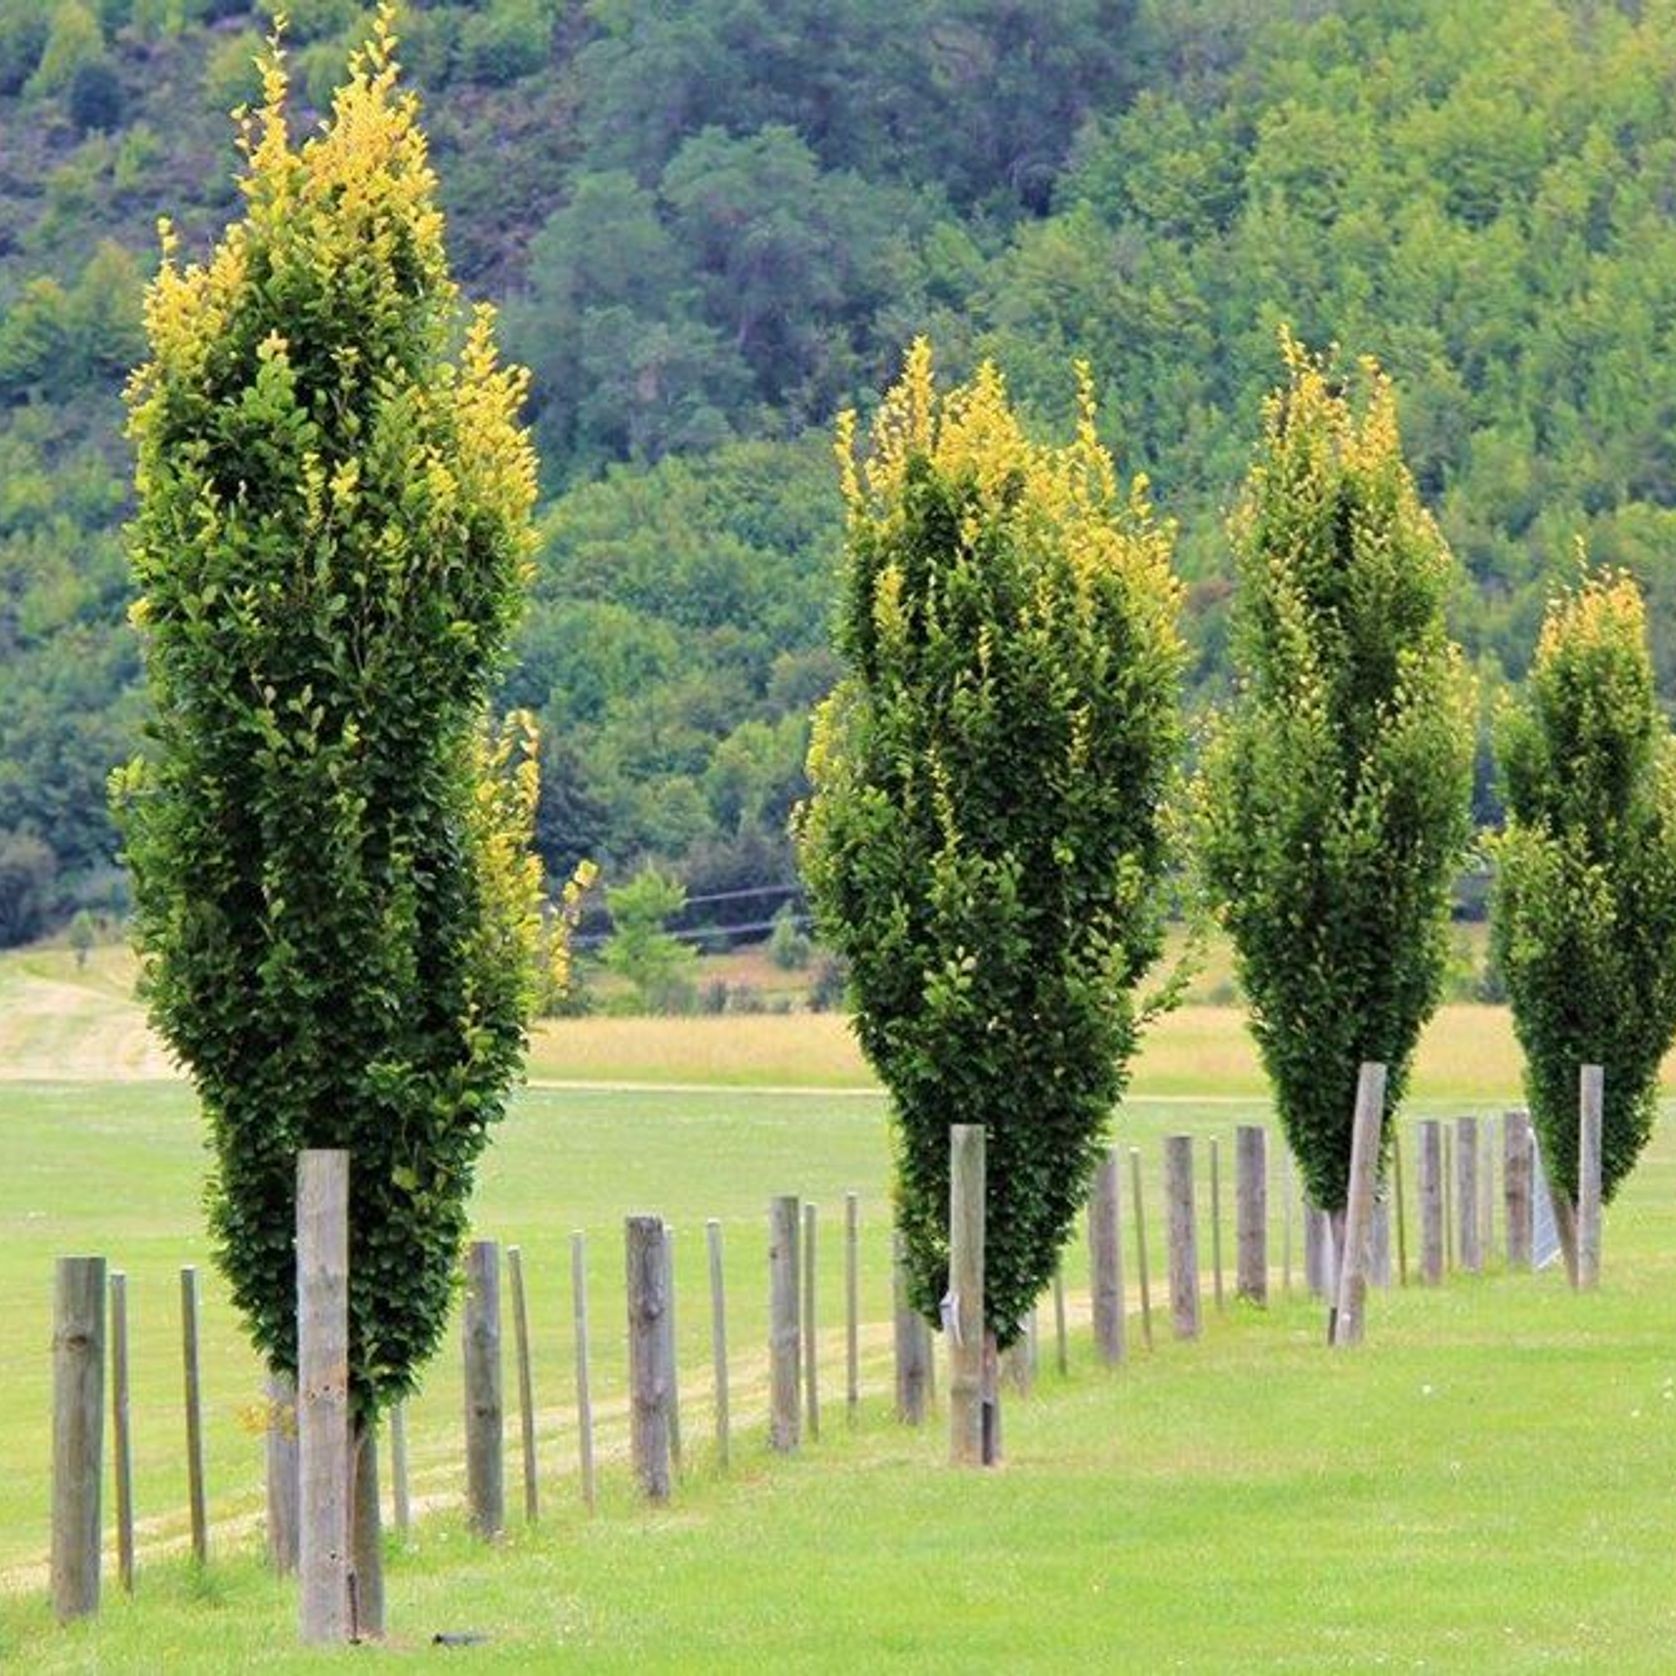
[[114, 14, 542, 1625], [1197, 338, 1476, 1242], [798, 340, 1186, 1357], [600, 866, 697, 1013], [1491, 570, 1676, 1239]]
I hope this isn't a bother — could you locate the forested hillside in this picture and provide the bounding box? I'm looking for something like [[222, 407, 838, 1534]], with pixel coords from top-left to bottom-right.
[[4, 0, 1676, 942]]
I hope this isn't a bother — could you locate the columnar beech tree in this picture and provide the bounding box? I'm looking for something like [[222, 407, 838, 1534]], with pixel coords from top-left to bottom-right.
[[797, 341, 1186, 1347], [115, 17, 542, 1445], [1492, 570, 1676, 1214], [1197, 338, 1475, 1230]]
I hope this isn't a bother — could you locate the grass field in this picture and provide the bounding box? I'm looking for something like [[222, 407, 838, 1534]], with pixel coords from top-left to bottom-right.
[[4, 945, 1676, 1669]]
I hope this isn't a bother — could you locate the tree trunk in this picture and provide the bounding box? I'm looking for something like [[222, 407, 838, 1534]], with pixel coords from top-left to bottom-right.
[[980, 1330, 1001, 1466], [1326, 1206, 1347, 1342], [350, 1421, 383, 1641]]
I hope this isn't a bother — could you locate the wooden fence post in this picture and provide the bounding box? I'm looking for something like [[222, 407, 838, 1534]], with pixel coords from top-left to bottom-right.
[[570, 1232, 596, 1512], [1370, 1196, 1392, 1289], [1209, 1136, 1225, 1311], [1165, 1135, 1200, 1341], [462, 1240, 504, 1539], [179, 1265, 208, 1568], [803, 1203, 820, 1441], [844, 1193, 860, 1423], [707, 1219, 730, 1469], [949, 1124, 990, 1465], [1129, 1147, 1154, 1350], [1235, 1125, 1267, 1305], [52, 1255, 106, 1624], [1442, 1126, 1454, 1271], [1504, 1109, 1533, 1270], [297, 1149, 350, 1644], [1418, 1119, 1443, 1285], [1090, 1149, 1124, 1366], [265, 1369, 298, 1575], [769, 1196, 801, 1451], [892, 1232, 928, 1423], [626, 1216, 672, 1501], [1579, 1064, 1604, 1289], [1456, 1117, 1481, 1274], [388, 1403, 410, 1538], [1481, 1115, 1497, 1265], [1332, 1062, 1387, 1347], [507, 1246, 538, 1524], [110, 1270, 134, 1595]]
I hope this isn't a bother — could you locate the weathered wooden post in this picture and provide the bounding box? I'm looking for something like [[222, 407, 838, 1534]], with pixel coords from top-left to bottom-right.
[[948, 1124, 990, 1465], [1442, 1126, 1454, 1271], [297, 1149, 350, 1644], [1370, 1195, 1392, 1289], [1090, 1149, 1124, 1366], [462, 1240, 504, 1539], [1418, 1119, 1443, 1285], [570, 1232, 596, 1512], [507, 1245, 538, 1523], [265, 1370, 298, 1575], [844, 1193, 860, 1424], [769, 1196, 801, 1451], [1332, 1062, 1387, 1347], [707, 1219, 730, 1469], [892, 1232, 928, 1424], [1504, 1109, 1533, 1271], [1209, 1136, 1226, 1311], [180, 1265, 207, 1566], [625, 1215, 672, 1501], [803, 1202, 820, 1441], [388, 1403, 410, 1537], [1456, 1116, 1482, 1274], [1129, 1147, 1154, 1350], [1235, 1125, 1267, 1305], [1304, 1203, 1328, 1300], [1164, 1135, 1200, 1341], [110, 1270, 135, 1595], [1579, 1064, 1604, 1290], [1480, 1114, 1497, 1265], [1051, 1264, 1069, 1375], [52, 1255, 106, 1624]]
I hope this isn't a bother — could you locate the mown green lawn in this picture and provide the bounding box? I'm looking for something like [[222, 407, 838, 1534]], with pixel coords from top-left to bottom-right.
[[3, 1070, 1675, 1669]]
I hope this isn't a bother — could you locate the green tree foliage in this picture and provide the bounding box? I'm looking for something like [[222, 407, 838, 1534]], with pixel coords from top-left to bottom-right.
[[1197, 341, 1476, 1218], [1491, 571, 1676, 1206], [0, 827, 55, 943], [600, 866, 697, 1013], [114, 16, 544, 1422], [799, 342, 1186, 1342]]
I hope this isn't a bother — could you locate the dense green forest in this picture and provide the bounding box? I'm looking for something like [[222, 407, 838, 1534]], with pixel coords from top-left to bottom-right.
[[4, 0, 1676, 944]]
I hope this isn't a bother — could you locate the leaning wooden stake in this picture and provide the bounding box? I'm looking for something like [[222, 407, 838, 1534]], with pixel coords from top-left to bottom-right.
[[1165, 1135, 1200, 1341], [626, 1215, 672, 1501], [1332, 1062, 1388, 1347], [1578, 1064, 1604, 1290], [570, 1232, 596, 1512], [707, 1219, 730, 1469], [507, 1246, 538, 1523], [769, 1196, 801, 1451], [1504, 1109, 1533, 1271], [844, 1193, 860, 1424], [1235, 1125, 1267, 1305], [1129, 1147, 1154, 1350], [297, 1149, 350, 1645], [1090, 1149, 1124, 1365], [462, 1240, 504, 1539], [180, 1265, 208, 1567], [1418, 1120, 1443, 1285], [948, 1124, 990, 1465], [1456, 1116, 1482, 1274], [803, 1203, 820, 1441], [265, 1369, 298, 1575], [111, 1270, 134, 1595], [52, 1254, 106, 1624]]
